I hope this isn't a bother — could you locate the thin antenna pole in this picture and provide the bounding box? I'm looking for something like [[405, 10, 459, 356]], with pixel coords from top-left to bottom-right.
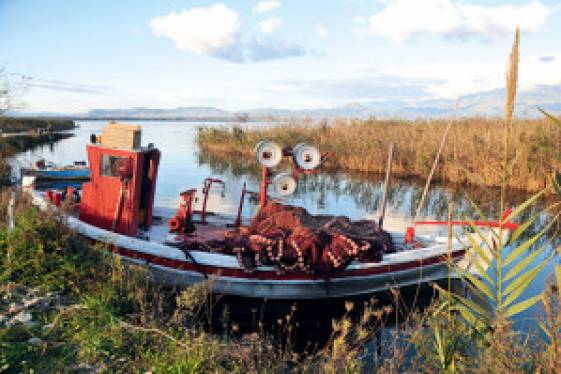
[[378, 143, 395, 228], [413, 115, 456, 223]]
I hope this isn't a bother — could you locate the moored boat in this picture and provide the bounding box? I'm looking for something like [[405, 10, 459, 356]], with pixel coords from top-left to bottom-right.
[[25, 123, 517, 299], [21, 160, 90, 182]]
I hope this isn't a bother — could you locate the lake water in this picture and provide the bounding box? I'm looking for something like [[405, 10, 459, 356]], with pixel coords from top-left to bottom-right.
[[14, 120, 502, 223], [13, 120, 561, 343]]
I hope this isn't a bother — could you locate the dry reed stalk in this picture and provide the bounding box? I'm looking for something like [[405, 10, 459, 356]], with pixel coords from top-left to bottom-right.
[[498, 26, 520, 315], [504, 27, 520, 131]]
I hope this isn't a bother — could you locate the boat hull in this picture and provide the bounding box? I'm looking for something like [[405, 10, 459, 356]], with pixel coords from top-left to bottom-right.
[[145, 256, 460, 299], [110, 242, 465, 299], [28, 190, 496, 300], [22, 168, 90, 181]]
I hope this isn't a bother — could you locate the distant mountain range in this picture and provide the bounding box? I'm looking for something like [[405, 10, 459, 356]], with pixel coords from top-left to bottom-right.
[[9, 84, 561, 120]]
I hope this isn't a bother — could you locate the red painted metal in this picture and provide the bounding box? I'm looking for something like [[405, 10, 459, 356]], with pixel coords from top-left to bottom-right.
[[404, 226, 415, 244], [53, 192, 61, 207], [80, 144, 160, 236], [259, 166, 268, 208], [501, 208, 513, 221], [414, 208, 518, 230], [66, 186, 75, 204], [184, 224, 228, 243], [168, 189, 197, 234], [235, 182, 247, 227], [200, 178, 225, 224], [414, 220, 519, 230]]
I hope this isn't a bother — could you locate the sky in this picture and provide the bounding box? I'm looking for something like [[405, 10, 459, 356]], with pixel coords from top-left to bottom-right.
[[1, 0, 561, 113]]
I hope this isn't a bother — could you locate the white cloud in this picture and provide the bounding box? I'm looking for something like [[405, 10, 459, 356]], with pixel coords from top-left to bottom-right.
[[258, 17, 283, 33], [150, 4, 310, 63], [253, 0, 281, 13], [315, 23, 327, 37], [149, 3, 241, 55], [149, 3, 314, 62], [365, 0, 549, 42], [366, 52, 561, 99]]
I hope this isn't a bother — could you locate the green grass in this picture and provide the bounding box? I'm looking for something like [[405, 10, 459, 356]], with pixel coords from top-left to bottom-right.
[[0, 204, 369, 373], [0, 197, 560, 372]]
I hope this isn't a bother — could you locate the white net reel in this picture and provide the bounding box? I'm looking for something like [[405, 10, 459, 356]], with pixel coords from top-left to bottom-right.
[[255, 140, 283, 168], [292, 143, 321, 170], [272, 172, 297, 196]]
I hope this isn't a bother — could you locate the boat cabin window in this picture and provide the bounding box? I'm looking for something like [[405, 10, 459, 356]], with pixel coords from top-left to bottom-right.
[[100, 155, 126, 177]]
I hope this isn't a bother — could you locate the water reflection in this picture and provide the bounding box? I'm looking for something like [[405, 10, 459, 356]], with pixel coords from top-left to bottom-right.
[[197, 149, 538, 224]]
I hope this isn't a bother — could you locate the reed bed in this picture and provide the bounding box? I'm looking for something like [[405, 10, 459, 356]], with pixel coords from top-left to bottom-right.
[[197, 116, 561, 192], [0, 117, 75, 133]]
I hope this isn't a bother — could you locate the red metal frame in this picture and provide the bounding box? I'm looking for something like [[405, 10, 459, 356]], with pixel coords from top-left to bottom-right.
[[257, 151, 331, 209], [414, 220, 519, 231], [200, 178, 225, 224], [404, 208, 518, 244], [235, 182, 247, 227], [168, 189, 197, 233], [259, 166, 269, 208], [80, 144, 160, 236]]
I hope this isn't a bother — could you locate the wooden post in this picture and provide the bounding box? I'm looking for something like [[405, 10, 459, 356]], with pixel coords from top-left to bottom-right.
[[378, 143, 395, 228], [7, 189, 15, 232]]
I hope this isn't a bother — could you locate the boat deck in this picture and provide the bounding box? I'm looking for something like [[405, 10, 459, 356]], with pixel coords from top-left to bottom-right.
[[66, 203, 472, 257], [145, 206, 471, 256]]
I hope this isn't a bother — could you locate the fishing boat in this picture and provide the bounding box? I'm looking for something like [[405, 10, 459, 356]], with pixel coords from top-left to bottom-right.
[[25, 123, 517, 299], [21, 159, 90, 182]]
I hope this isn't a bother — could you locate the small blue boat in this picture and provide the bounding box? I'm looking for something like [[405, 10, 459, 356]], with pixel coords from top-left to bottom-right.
[[21, 160, 90, 182]]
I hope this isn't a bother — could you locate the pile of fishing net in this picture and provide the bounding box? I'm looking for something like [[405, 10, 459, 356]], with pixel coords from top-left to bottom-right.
[[226, 202, 395, 274]]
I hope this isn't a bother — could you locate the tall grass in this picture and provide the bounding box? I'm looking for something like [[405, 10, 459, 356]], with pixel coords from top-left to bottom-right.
[[0, 203, 380, 372], [423, 27, 561, 372], [197, 115, 561, 192]]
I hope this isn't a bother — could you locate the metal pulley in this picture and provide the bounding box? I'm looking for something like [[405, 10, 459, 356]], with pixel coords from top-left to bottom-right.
[[292, 143, 321, 170], [272, 172, 297, 196], [255, 140, 283, 168]]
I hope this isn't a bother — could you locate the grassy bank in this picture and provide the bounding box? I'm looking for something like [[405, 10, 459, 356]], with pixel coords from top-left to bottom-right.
[[197, 117, 561, 192], [0, 197, 375, 372], [1, 193, 560, 372], [0, 117, 75, 134]]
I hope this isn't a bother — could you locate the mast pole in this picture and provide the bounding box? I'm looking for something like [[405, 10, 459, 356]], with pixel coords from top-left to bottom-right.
[[378, 143, 395, 228]]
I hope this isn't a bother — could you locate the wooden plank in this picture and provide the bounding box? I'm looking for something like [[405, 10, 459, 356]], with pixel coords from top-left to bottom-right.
[[101, 123, 141, 149]]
